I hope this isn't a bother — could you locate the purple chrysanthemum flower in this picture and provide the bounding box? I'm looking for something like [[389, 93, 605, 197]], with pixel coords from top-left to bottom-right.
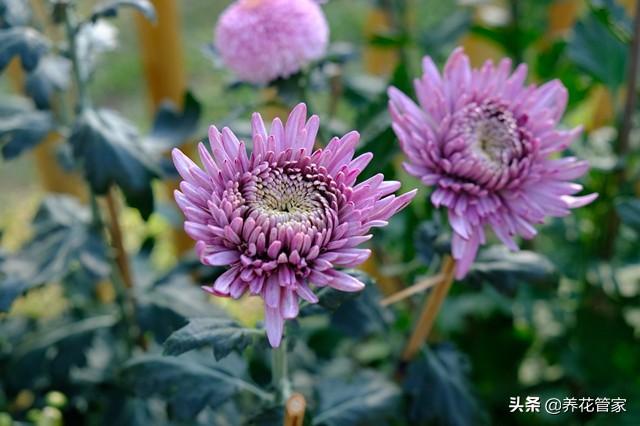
[[214, 0, 329, 85], [389, 47, 597, 279], [172, 104, 416, 346]]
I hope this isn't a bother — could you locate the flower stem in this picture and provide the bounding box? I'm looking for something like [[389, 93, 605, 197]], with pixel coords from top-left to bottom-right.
[[402, 255, 456, 361], [272, 336, 292, 403], [62, 2, 90, 112]]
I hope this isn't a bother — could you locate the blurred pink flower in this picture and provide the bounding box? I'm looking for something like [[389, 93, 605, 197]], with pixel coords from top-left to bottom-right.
[[214, 0, 329, 84], [389, 47, 597, 279], [172, 103, 416, 346]]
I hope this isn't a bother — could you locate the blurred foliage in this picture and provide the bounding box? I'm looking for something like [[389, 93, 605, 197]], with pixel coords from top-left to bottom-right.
[[1, 0, 639, 425]]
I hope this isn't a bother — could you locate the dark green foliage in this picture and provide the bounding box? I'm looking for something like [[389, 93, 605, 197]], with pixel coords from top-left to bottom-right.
[[0, 98, 55, 159], [69, 108, 160, 219], [330, 282, 392, 338], [88, 0, 156, 23], [616, 197, 640, 233], [0, 196, 110, 311], [313, 370, 400, 426], [1, 0, 639, 425], [0, 0, 30, 28], [5, 314, 118, 388], [405, 344, 481, 426], [465, 246, 557, 295], [163, 317, 259, 360], [568, 9, 628, 89], [0, 26, 48, 72], [146, 91, 202, 151], [24, 55, 71, 109], [121, 354, 268, 420]]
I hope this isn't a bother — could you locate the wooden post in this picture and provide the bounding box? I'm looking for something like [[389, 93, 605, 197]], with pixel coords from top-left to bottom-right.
[[134, 0, 193, 254], [362, 4, 399, 77], [402, 256, 456, 361], [283, 393, 306, 426]]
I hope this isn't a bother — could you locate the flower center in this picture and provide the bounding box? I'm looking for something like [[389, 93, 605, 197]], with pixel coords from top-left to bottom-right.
[[243, 162, 335, 230], [460, 101, 522, 167]]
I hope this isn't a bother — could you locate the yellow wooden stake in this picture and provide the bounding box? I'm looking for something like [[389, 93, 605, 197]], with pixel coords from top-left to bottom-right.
[[134, 0, 194, 255], [283, 393, 306, 426], [363, 6, 399, 77], [402, 256, 456, 361]]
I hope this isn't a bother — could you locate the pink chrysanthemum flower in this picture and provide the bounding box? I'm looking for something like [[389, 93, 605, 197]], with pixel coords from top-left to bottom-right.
[[214, 0, 329, 84], [172, 104, 416, 346], [389, 47, 597, 279]]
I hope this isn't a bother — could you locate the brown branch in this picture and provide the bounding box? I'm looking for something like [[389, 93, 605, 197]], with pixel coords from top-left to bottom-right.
[[379, 273, 444, 307], [104, 188, 134, 289], [402, 256, 456, 361]]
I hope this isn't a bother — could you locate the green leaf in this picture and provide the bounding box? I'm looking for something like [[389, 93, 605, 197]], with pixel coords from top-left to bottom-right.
[[89, 0, 156, 23], [163, 318, 259, 360], [24, 54, 71, 109], [0, 0, 31, 28], [121, 355, 270, 420], [70, 108, 160, 219], [420, 10, 472, 58], [135, 263, 228, 343], [146, 91, 201, 150], [0, 26, 49, 72], [405, 344, 481, 426], [244, 406, 284, 426], [414, 219, 444, 265], [313, 371, 400, 426], [330, 277, 392, 338], [466, 246, 557, 295], [568, 11, 628, 89], [0, 196, 110, 311], [368, 30, 409, 47], [0, 99, 54, 159], [616, 197, 640, 233], [300, 271, 390, 337], [6, 315, 118, 388]]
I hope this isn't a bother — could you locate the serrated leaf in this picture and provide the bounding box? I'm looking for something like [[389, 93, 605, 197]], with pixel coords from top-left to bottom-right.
[[299, 287, 359, 316], [135, 265, 228, 343], [0, 103, 54, 159], [466, 246, 557, 295], [89, 0, 156, 23], [330, 279, 392, 338], [616, 197, 640, 233], [121, 355, 269, 420], [414, 220, 441, 265], [0, 196, 110, 311], [163, 317, 258, 360], [70, 108, 160, 219], [24, 54, 71, 109], [0, 26, 49, 72], [6, 315, 118, 388], [0, 0, 31, 28], [313, 371, 400, 426], [404, 343, 481, 426], [146, 91, 201, 150], [568, 11, 628, 89]]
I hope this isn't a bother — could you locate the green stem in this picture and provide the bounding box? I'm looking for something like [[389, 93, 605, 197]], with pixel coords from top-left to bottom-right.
[[271, 336, 291, 403], [62, 3, 90, 111]]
